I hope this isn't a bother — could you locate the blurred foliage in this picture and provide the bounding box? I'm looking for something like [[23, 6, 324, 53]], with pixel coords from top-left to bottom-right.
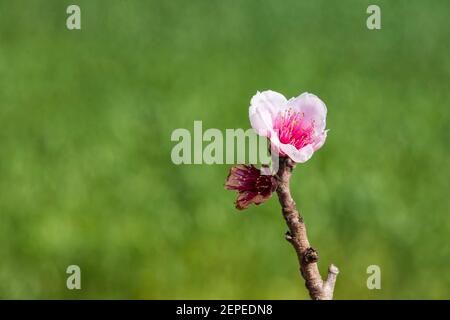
[[0, 0, 449, 299]]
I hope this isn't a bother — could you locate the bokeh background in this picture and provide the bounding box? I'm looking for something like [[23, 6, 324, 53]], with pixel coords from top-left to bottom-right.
[[0, 0, 449, 299]]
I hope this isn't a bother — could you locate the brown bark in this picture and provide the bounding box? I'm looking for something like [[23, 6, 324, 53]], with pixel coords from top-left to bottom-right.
[[276, 157, 339, 300]]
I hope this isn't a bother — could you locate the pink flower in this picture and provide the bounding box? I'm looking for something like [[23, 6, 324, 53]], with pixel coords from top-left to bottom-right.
[[249, 90, 328, 163], [225, 165, 278, 210]]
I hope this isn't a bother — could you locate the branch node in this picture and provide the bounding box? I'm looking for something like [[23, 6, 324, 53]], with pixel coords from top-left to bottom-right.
[[284, 231, 293, 242], [303, 247, 319, 263]]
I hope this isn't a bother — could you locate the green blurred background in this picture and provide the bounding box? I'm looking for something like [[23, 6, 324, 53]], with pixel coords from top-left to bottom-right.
[[0, 0, 449, 299]]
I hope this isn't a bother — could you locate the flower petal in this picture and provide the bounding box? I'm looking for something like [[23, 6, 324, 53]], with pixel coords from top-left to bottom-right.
[[288, 92, 327, 133], [279, 143, 314, 163], [235, 191, 271, 210], [249, 90, 288, 136], [269, 134, 281, 149], [312, 130, 328, 151], [235, 191, 258, 210], [224, 164, 259, 191]]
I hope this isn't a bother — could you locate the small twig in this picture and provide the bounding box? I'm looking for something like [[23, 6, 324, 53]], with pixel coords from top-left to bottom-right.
[[276, 157, 338, 300]]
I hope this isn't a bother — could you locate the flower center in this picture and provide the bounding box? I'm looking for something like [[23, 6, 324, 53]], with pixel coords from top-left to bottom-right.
[[273, 109, 314, 150]]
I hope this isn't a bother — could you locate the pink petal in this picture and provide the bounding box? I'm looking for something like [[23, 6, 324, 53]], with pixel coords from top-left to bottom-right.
[[312, 130, 328, 151], [249, 90, 287, 136], [287, 92, 327, 133], [279, 143, 314, 163]]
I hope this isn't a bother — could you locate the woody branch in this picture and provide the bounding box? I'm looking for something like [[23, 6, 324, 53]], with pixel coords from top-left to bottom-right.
[[276, 157, 338, 300]]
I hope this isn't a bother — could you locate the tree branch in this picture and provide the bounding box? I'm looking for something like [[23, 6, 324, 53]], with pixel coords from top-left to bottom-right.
[[275, 157, 339, 300]]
